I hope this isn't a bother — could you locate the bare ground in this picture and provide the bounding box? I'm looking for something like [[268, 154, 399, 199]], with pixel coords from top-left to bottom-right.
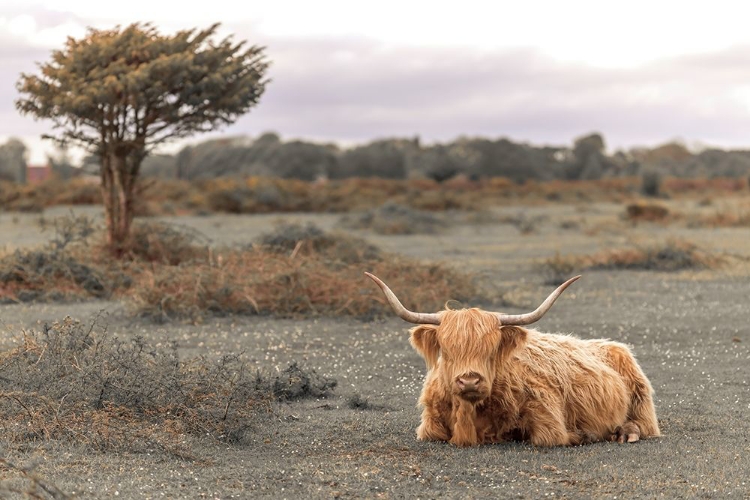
[[1, 199, 749, 499]]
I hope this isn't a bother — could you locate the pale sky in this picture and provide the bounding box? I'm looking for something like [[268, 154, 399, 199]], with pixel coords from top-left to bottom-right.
[[3, 0, 750, 162]]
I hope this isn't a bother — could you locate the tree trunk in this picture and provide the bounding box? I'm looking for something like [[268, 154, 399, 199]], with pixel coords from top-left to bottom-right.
[[100, 151, 138, 256]]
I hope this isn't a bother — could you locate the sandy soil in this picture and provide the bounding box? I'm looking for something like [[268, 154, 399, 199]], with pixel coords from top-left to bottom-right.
[[1, 200, 749, 499]]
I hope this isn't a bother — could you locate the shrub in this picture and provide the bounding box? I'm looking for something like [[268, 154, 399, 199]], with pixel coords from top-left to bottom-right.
[[589, 240, 722, 271], [539, 240, 723, 276], [346, 393, 371, 410], [0, 214, 108, 303], [206, 185, 255, 213], [338, 202, 444, 235], [6, 176, 749, 216], [641, 170, 662, 197], [1, 217, 478, 321], [330, 139, 411, 179], [0, 317, 336, 451], [127, 221, 211, 265], [129, 242, 476, 322], [0, 249, 109, 303], [625, 202, 670, 222], [256, 222, 382, 263]]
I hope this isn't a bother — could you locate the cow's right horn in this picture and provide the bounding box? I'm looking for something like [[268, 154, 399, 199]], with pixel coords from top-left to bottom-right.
[[365, 272, 442, 325], [495, 275, 581, 326]]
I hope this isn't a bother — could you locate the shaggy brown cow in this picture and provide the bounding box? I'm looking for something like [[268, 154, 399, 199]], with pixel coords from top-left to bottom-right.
[[365, 272, 660, 447]]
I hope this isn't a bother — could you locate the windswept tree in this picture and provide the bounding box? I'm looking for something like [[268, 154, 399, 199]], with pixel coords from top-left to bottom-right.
[[16, 23, 270, 254]]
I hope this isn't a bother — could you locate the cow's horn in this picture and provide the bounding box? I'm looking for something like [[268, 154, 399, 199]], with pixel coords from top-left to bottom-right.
[[365, 272, 442, 325], [496, 275, 581, 326]]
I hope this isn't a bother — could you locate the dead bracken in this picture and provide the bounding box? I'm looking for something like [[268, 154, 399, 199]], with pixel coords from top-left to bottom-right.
[[0, 217, 477, 322], [538, 239, 723, 279]]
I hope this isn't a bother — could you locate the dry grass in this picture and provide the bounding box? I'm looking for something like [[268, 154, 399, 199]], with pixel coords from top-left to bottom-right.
[[0, 217, 477, 322], [0, 316, 336, 455], [0, 178, 100, 212], [4, 176, 746, 215], [685, 204, 750, 228], [0, 250, 109, 303], [538, 252, 581, 286], [0, 214, 109, 303], [588, 240, 723, 271], [698, 211, 750, 227], [539, 240, 723, 280], [131, 223, 475, 322], [663, 177, 747, 195], [256, 222, 381, 262], [0, 456, 70, 499], [622, 198, 750, 229]]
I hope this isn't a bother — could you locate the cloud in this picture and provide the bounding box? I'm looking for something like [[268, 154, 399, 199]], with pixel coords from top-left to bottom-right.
[[227, 35, 750, 149], [3, 10, 750, 155]]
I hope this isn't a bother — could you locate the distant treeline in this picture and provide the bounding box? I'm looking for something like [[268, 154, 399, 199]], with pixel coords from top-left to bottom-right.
[[4, 132, 750, 183], [132, 132, 634, 182]]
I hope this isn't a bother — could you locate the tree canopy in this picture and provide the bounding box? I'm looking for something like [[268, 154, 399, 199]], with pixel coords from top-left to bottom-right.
[[16, 22, 270, 253], [17, 22, 269, 155]]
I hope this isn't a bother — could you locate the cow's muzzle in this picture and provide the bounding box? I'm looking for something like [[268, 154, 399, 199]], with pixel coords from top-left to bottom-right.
[[455, 373, 487, 402]]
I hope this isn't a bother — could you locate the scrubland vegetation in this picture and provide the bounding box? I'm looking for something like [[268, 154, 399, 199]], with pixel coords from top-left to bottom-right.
[[2, 17, 748, 498], [2, 181, 749, 497], [1, 174, 748, 216], [3, 97, 750, 500]]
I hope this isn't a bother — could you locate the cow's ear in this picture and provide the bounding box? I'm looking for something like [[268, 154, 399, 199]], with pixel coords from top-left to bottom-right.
[[498, 325, 528, 358], [410, 324, 440, 369]]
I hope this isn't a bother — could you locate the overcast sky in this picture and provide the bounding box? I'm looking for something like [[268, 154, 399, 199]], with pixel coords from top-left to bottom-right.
[[3, 0, 750, 162]]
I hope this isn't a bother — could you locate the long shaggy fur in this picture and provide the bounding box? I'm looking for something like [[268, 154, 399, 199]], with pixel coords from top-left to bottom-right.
[[410, 308, 660, 447]]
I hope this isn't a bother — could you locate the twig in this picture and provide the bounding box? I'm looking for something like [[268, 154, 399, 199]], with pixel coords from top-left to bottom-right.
[[289, 240, 304, 260]]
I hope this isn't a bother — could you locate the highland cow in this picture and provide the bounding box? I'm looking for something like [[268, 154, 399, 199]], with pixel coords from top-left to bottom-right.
[[365, 272, 660, 447]]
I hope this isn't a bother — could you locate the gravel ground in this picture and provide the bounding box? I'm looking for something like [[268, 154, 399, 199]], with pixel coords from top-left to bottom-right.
[[1, 202, 749, 499]]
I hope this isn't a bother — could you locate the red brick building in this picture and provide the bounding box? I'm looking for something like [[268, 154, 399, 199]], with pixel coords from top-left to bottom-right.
[[26, 164, 51, 184]]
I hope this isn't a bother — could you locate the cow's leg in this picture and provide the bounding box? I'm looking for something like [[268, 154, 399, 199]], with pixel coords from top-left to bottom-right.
[[522, 400, 572, 447], [416, 378, 452, 442], [417, 396, 451, 442], [417, 407, 450, 442], [605, 344, 661, 439]]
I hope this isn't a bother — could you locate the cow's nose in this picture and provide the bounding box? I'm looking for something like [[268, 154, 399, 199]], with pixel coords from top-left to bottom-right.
[[456, 375, 482, 390]]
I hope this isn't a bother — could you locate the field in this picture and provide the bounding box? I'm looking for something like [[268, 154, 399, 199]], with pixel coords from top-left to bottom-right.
[[1, 188, 749, 498]]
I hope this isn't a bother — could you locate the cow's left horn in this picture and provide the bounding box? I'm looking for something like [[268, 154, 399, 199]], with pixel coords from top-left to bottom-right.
[[496, 275, 581, 326], [365, 272, 442, 325]]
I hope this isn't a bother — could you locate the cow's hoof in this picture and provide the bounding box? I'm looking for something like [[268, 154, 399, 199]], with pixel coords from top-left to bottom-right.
[[610, 422, 640, 443]]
